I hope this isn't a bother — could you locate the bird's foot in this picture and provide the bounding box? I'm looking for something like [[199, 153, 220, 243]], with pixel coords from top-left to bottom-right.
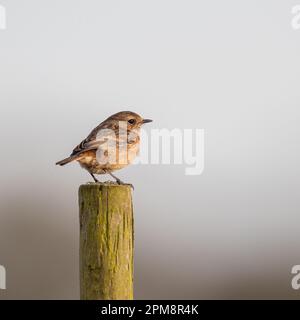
[[116, 177, 124, 185], [116, 178, 134, 190], [105, 171, 134, 190]]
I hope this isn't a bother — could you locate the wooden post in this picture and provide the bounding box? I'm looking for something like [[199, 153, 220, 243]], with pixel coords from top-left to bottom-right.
[[79, 183, 134, 300]]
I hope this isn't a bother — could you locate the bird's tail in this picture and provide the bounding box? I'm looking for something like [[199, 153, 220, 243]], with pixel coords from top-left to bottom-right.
[[56, 156, 78, 166]]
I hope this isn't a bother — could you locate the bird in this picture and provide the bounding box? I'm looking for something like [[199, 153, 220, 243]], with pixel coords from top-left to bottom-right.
[[56, 111, 152, 185]]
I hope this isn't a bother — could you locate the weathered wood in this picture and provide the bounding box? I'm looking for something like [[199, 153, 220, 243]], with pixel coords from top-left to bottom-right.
[[79, 183, 134, 300]]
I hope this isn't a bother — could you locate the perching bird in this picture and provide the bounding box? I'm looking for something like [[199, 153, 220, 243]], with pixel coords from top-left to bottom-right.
[[56, 111, 152, 185]]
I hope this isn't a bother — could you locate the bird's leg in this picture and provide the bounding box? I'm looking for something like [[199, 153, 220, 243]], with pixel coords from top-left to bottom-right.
[[106, 171, 134, 190], [107, 171, 124, 184], [90, 172, 99, 183]]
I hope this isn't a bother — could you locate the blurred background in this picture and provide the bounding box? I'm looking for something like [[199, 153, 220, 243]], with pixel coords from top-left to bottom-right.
[[0, 0, 300, 299]]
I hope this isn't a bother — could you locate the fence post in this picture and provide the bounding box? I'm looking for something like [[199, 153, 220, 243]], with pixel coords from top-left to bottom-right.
[[79, 183, 134, 300]]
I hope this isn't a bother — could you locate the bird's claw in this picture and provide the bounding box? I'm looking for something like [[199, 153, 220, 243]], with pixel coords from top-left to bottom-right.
[[128, 183, 134, 190], [116, 179, 134, 190]]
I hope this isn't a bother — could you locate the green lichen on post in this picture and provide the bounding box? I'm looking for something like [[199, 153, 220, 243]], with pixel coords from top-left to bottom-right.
[[79, 183, 134, 300]]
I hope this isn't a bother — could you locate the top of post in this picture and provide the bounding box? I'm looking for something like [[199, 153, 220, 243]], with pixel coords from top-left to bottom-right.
[[79, 182, 133, 192]]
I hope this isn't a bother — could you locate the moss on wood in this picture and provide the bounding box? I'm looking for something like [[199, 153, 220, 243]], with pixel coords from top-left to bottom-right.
[[79, 183, 134, 300]]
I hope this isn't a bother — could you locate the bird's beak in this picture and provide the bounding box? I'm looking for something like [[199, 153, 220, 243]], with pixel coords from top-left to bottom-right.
[[142, 119, 153, 124]]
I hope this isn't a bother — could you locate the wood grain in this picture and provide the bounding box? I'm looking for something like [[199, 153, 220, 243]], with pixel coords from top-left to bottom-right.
[[79, 183, 134, 300]]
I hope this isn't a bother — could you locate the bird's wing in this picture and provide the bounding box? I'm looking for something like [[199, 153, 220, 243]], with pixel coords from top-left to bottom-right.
[[71, 127, 105, 156], [71, 124, 117, 157]]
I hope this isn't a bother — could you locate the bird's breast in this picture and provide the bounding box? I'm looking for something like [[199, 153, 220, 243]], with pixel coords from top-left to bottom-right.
[[77, 141, 140, 174]]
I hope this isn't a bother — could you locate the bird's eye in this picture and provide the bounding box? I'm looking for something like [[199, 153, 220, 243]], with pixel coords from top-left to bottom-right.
[[128, 119, 136, 125]]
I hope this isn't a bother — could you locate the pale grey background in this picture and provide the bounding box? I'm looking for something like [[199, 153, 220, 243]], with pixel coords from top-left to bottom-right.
[[0, 0, 300, 299]]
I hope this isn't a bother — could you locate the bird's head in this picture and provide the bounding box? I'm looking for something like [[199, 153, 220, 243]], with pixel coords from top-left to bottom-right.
[[107, 111, 153, 130]]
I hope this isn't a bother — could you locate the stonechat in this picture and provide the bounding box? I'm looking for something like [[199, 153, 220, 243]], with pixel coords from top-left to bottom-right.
[[56, 111, 152, 184]]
